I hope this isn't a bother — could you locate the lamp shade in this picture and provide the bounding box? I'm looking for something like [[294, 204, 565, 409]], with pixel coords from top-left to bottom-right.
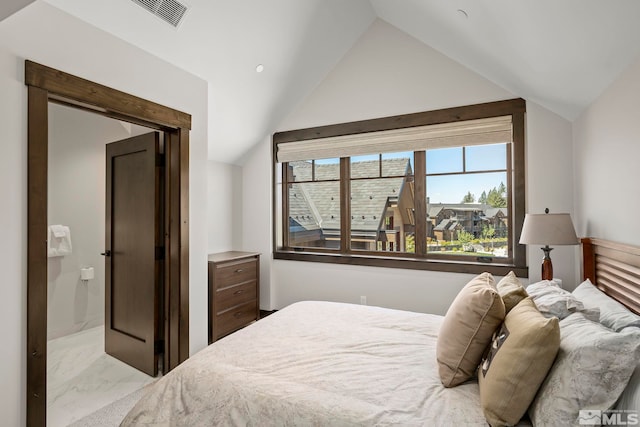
[[519, 213, 579, 246]]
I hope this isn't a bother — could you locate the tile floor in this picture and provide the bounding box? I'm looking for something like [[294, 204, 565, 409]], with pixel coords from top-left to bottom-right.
[[47, 326, 156, 427]]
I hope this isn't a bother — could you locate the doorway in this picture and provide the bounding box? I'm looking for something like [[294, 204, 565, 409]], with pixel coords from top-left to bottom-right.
[[26, 60, 190, 427]]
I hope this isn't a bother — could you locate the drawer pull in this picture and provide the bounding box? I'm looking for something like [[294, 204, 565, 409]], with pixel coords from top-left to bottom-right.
[[235, 268, 244, 273], [233, 312, 242, 318], [233, 290, 244, 295]]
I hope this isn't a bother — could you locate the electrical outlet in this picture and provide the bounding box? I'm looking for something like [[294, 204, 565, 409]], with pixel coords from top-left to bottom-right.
[[360, 296, 367, 305]]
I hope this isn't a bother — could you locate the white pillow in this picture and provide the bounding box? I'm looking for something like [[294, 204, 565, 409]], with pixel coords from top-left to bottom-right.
[[573, 279, 640, 332], [528, 313, 640, 426], [526, 280, 598, 321]]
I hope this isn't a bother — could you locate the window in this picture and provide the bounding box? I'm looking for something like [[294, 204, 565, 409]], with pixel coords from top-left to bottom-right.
[[273, 99, 527, 276]]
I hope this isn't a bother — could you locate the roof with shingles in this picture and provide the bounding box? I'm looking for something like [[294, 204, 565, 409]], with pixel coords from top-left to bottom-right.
[[288, 159, 411, 232], [428, 203, 491, 212], [484, 207, 508, 218]]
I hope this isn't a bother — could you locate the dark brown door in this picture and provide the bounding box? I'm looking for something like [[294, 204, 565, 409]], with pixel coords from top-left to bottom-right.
[[105, 132, 162, 376]]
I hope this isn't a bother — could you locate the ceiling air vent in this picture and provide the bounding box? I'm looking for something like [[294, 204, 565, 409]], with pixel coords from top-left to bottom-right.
[[131, 0, 188, 28]]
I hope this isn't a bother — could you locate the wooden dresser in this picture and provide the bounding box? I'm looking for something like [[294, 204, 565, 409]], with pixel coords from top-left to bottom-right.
[[208, 251, 260, 343]]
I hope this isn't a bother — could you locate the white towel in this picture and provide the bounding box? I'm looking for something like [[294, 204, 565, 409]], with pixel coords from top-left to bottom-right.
[[48, 225, 72, 257], [50, 224, 66, 238]]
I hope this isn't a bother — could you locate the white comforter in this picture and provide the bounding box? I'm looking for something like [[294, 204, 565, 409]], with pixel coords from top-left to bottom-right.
[[122, 301, 488, 426]]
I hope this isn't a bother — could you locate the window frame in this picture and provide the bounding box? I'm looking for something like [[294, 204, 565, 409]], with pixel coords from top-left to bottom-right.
[[272, 99, 528, 277]]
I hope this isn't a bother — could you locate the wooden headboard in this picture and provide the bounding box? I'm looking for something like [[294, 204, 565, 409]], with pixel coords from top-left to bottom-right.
[[582, 237, 640, 315]]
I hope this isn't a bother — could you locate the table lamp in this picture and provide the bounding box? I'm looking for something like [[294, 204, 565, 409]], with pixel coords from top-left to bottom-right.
[[519, 208, 579, 281]]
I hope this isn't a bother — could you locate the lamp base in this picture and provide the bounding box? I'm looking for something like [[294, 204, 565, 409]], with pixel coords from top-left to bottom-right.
[[541, 246, 553, 281]]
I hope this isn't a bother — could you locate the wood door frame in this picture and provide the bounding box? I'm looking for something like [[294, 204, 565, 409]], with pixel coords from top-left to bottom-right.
[[25, 60, 190, 427]]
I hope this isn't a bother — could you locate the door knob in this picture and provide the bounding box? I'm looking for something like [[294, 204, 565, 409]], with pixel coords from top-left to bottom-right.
[[100, 250, 112, 257]]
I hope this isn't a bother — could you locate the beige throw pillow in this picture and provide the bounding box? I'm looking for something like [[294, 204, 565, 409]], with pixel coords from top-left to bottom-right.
[[478, 297, 560, 427], [437, 272, 505, 387], [496, 271, 528, 313]]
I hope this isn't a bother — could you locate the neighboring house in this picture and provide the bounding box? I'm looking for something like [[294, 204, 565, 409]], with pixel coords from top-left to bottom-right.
[[288, 158, 414, 251], [288, 160, 509, 250], [428, 203, 509, 242]]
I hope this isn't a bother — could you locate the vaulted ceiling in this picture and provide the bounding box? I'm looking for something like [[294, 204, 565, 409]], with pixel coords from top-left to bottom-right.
[[17, 1, 640, 163]]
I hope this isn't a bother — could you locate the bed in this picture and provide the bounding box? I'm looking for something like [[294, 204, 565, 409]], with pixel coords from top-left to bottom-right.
[[122, 238, 640, 426]]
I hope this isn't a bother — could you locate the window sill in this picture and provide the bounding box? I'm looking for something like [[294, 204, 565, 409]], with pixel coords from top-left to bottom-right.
[[273, 250, 528, 277]]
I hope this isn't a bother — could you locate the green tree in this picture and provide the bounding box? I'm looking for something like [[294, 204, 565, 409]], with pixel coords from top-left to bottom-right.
[[457, 229, 474, 245], [461, 191, 475, 203], [478, 190, 487, 204], [482, 225, 496, 240], [498, 181, 506, 195], [487, 187, 507, 207]]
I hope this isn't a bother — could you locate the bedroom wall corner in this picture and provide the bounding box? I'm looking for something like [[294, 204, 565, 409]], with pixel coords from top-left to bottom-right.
[[573, 53, 640, 252], [238, 17, 582, 313], [207, 160, 242, 254], [241, 135, 274, 310], [524, 102, 577, 288], [241, 19, 573, 313]]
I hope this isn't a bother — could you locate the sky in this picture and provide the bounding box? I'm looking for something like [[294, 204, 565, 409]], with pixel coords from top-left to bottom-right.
[[316, 143, 508, 204]]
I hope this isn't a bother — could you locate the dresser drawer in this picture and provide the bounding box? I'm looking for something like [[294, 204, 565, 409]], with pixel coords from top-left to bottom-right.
[[215, 280, 257, 311], [208, 252, 260, 344], [214, 259, 257, 289], [215, 300, 258, 339]]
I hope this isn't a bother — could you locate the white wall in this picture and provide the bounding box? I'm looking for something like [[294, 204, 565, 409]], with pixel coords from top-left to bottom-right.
[[573, 54, 640, 247], [207, 160, 243, 253], [241, 139, 274, 309], [0, 3, 209, 424], [47, 104, 137, 340], [525, 102, 578, 287], [242, 19, 578, 312]]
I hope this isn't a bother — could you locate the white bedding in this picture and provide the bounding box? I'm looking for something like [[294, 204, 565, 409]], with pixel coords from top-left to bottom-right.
[[122, 301, 490, 426]]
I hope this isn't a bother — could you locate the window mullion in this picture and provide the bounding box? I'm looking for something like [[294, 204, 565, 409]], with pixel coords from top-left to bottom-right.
[[414, 151, 426, 256], [340, 158, 351, 252], [282, 162, 291, 248]]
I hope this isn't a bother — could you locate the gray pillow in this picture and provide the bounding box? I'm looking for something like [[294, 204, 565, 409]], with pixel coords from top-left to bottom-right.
[[573, 279, 640, 332], [529, 313, 640, 426]]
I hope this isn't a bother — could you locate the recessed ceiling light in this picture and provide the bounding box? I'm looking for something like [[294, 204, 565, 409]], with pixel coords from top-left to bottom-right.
[[256, 64, 265, 73], [457, 9, 469, 19]]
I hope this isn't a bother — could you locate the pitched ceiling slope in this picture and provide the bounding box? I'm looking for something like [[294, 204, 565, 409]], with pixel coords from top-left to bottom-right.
[[42, 0, 376, 164], [0, 0, 34, 22], [371, 0, 640, 120], [30, 0, 640, 162]]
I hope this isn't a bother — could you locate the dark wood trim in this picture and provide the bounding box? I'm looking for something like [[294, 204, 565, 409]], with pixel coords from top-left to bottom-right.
[[25, 61, 191, 130], [166, 130, 181, 370], [274, 251, 528, 277], [340, 158, 351, 251], [414, 151, 426, 256], [581, 238, 596, 284], [281, 164, 290, 250], [25, 61, 191, 425], [512, 111, 526, 268], [27, 86, 49, 427], [178, 128, 190, 364], [581, 237, 640, 315], [274, 98, 525, 144]]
